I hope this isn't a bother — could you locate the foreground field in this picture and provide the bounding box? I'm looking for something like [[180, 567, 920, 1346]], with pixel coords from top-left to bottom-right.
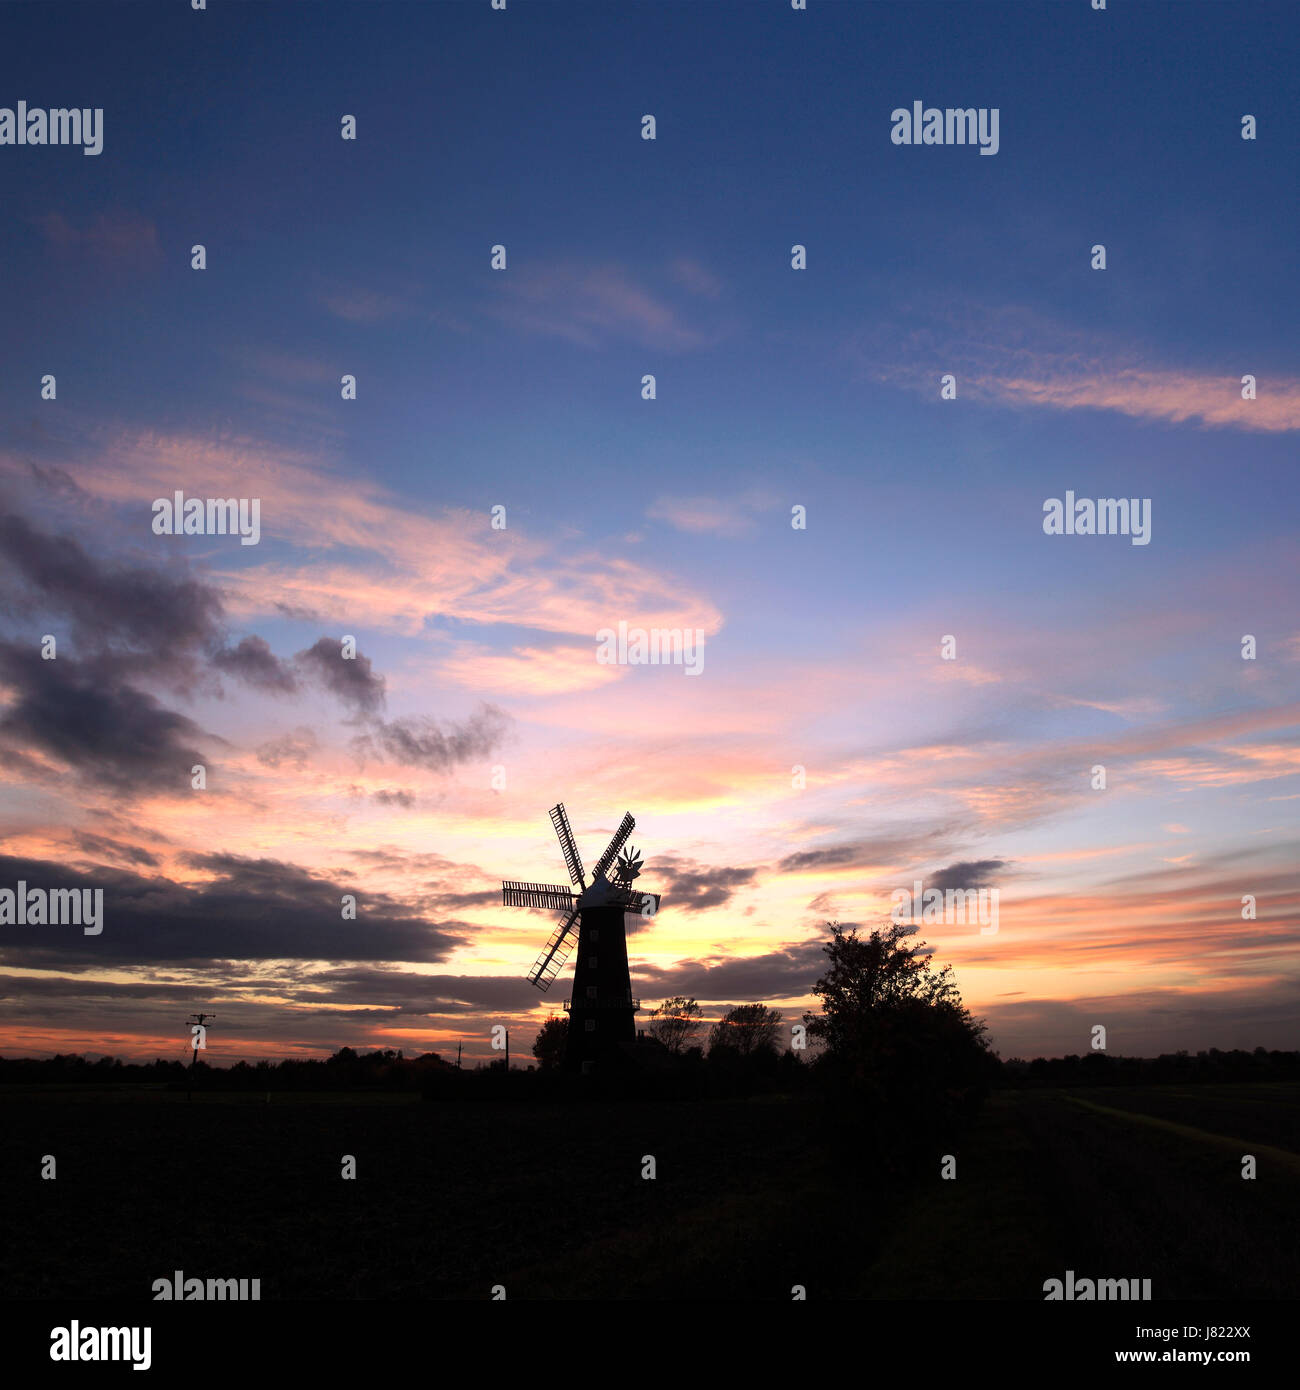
[[2, 1083, 1295, 1299]]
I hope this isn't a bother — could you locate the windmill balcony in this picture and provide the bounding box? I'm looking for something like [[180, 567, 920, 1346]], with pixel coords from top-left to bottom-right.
[[563, 996, 640, 1012]]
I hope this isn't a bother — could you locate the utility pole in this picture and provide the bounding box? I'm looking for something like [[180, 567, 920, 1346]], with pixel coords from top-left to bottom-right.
[[505, 1028, 509, 1073], [456, 1041, 462, 1070], [186, 1012, 215, 1102]]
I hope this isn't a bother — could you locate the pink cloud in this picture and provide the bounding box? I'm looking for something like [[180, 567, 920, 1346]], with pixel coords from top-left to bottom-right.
[[437, 643, 629, 696], [976, 367, 1300, 434], [0, 425, 725, 643]]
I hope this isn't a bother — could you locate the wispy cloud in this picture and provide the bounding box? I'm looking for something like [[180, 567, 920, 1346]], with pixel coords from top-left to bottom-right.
[[34, 208, 160, 264], [856, 300, 1300, 433], [668, 256, 723, 299], [647, 488, 779, 537], [490, 261, 718, 351], [437, 643, 627, 696], [318, 286, 410, 324], [0, 426, 724, 642], [978, 366, 1300, 434]]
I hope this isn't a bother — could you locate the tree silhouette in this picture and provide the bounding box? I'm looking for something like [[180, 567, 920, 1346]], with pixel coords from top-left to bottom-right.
[[646, 996, 703, 1054], [804, 921, 996, 1157], [805, 919, 966, 1053], [531, 1015, 568, 1070], [708, 1003, 783, 1058]]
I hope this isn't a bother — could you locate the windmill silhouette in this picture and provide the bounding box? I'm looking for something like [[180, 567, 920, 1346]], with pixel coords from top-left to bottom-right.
[[503, 804, 661, 1073]]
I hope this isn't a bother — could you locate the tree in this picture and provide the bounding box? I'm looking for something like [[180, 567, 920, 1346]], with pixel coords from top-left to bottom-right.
[[708, 1004, 783, 1058], [531, 1016, 568, 1070], [646, 996, 703, 1055], [804, 921, 996, 1155], [805, 920, 967, 1057]]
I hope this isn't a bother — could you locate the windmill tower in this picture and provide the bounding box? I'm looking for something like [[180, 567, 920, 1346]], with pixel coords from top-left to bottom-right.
[[503, 804, 661, 1074]]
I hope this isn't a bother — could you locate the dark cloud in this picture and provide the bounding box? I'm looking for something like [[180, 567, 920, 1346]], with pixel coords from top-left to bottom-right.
[[654, 856, 757, 910], [0, 642, 211, 792], [295, 637, 386, 713], [372, 788, 415, 808], [255, 727, 319, 770], [429, 889, 500, 910], [0, 853, 466, 969], [68, 833, 159, 868], [0, 510, 224, 676], [927, 859, 1007, 891], [0, 512, 395, 707], [298, 966, 540, 1015], [212, 635, 299, 693], [0, 510, 420, 800], [23, 463, 90, 504], [353, 704, 510, 770], [273, 600, 323, 623], [779, 828, 958, 875], [637, 938, 830, 1003]]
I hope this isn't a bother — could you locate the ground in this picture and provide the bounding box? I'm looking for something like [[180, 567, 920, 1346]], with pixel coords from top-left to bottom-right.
[[2, 1082, 1296, 1300]]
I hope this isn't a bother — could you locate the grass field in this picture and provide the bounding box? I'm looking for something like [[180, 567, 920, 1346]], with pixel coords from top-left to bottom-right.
[[2, 1082, 1295, 1300]]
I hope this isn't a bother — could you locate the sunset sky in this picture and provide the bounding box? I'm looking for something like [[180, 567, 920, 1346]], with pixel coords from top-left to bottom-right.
[[1, 0, 1297, 1066]]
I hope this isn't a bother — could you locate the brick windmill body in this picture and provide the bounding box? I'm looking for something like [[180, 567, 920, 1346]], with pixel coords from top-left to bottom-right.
[[503, 804, 661, 1073]]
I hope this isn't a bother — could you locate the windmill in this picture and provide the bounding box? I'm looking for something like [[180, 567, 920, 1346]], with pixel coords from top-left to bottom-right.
[[503, 804, 662, 1073]]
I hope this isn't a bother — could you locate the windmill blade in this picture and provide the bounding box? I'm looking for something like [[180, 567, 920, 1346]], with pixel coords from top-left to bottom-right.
[[549, 803, 586, 889], [590, 813, 635, 882], [502, 881, 578, 911], [527, 907, 581, 990], [610, 888, 661, 916]]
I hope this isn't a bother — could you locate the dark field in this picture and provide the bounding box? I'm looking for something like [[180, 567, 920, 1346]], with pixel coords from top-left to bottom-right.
[[2, 1083, 1296, 1300]]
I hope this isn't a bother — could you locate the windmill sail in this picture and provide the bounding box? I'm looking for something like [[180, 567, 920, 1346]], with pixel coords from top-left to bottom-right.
[[549, 803, 586, 888], [590, 813, 635, 882], [502, 881, 577, 911], [528, 908, 580, 990], [609, 888, 661, 915]]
